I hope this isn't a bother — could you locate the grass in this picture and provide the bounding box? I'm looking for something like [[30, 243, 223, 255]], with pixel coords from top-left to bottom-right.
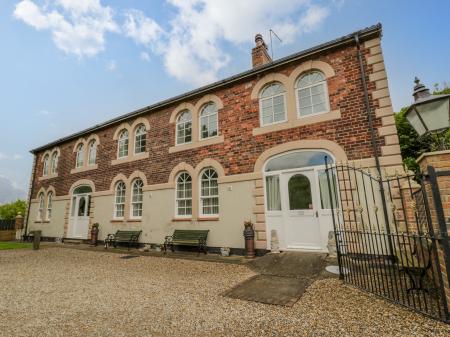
[[0, 242, 32, 250]]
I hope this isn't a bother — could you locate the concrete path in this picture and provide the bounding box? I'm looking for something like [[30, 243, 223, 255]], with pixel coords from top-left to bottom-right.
[[225, 252, 336, 306]]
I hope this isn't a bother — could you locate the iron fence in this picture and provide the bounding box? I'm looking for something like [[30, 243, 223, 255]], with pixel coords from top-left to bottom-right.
[[0, 219, 15, 231], [325, 158, 450, 322]]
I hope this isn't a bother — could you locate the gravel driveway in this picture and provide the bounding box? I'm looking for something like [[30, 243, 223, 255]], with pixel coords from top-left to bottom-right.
[[0, 248, 449, 337]]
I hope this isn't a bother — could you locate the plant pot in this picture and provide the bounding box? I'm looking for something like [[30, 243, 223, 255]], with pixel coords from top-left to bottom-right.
[[220, 247, 231, 257]]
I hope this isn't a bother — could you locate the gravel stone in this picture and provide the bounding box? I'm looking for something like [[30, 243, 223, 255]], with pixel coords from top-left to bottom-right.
[[0, 248, 449, 337]]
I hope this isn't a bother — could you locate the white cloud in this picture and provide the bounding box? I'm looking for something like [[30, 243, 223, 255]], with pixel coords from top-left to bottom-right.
[[37, 109, 51, 116], [157, 0, 330, 86], [123, 9, 162, 46], [12, 154, 23, 160], [140, 51, 150, 62], [0, 175, 26, 203], [0, 153, 23, 160], [14, 0, 118, 58], [14, 0, 331, 85], [0, 153, 6, 160], [106, 59, 116, 71]]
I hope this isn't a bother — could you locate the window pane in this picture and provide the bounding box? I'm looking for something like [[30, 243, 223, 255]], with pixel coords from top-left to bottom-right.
[[300, 106, 313, 116], [318, 170, 338, 209], [288, 174, 312, 210], [266, 176, 281, 211], [313, 103, 327, 114], [265, 151, 333, 172]]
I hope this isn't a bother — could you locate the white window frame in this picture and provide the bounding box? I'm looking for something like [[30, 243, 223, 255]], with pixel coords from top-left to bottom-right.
[[37, 193, 45, 220], [259, 83, 287, 127], [76, 144, 84, 168], [50, 152, 58, 174], [117, 129, 129, 159], [199, 168, 219, 217], [43, 155, 49, 176], [295, 71, 330, 119], [176, 110, 193, 145], [88, 140, 97, 165], [175, 172, 192, 218], [199, 103, 219, 140], [46, 192, 53, 221], [134, 124, 147, 155], [130, 179, 144, 219], [114, 181, 126, 219]]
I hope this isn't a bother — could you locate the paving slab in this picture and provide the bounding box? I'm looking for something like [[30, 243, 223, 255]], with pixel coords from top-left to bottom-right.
[[224, 274, 310, 306]]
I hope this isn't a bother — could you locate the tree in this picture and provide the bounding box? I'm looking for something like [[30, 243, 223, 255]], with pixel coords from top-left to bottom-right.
[[0, 200, 27, 220], [395, 83, 450, 172]]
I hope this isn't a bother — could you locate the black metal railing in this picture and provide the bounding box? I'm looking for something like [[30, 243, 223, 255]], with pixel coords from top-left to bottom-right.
[[0, 219, 15, 231], [325, 158, 449, 322]]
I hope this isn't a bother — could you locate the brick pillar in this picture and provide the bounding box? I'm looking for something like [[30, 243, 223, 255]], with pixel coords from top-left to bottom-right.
[[418, 150, 450, 308]]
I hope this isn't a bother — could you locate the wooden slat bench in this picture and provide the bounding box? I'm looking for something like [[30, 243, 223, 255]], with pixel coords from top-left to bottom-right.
[[164, 229, 209, 255], [395, 237, 432, 293], [104, 230, 142, 251]]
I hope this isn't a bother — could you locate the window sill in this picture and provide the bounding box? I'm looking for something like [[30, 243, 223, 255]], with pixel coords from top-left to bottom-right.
[[111, 152, 149, 166], [70, 165, 98, 174], [169, 135, 224, 153], [39, 173, 58, 181], [172, 218, 192, 222], [128, 219, 142, 223], [34, 220, 50, 224], [111, 219, 125, 223], [198, 217, 219, 221], [252, 109, 341, 136]]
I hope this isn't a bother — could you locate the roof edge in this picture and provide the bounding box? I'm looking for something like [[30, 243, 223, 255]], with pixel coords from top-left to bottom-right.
[[30, 23, 382, 154]]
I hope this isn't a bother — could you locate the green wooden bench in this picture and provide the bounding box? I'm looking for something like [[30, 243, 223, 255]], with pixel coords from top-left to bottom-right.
[[395, 237, 432, 293], [104, 230, 142, 251], [164, 229, 209, 255]]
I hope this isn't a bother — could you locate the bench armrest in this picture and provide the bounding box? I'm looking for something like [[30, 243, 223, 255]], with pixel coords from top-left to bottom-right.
[[164, 235, 173, 244], [105, 234, 116, 241]]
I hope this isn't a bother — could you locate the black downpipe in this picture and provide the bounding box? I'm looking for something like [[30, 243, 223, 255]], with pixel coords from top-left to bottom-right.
[[354, 34, 394, 257], [23, 154, 37, 240]]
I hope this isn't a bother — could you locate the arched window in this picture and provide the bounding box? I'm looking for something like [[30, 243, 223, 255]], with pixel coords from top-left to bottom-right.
[[37, 192, 45, 220], [134, 124, 146, 154], [199, 103, 218, 139], [259, 82, 286, 126], [118, 129, 129, 158], [46, 192, 53, 220], [296, 71, 329, 117], [264, 150, 333, 172], [50, 152, 58, 174], [76, 143, 84, 168], [88, 140, 97, 165], [176, 110, 192, 145], [200, 168, 219, 216], [131, 179, 144, 218], [114, 181, 126, 218], [176, 172, 192, 217], [43, 154, 49, 176]]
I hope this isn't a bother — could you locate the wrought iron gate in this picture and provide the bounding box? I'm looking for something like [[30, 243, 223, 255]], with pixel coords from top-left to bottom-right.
[[324, 158, 450, 322]]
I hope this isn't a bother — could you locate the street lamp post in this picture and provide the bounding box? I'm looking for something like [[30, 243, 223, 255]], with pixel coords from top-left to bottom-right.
[[405, 78, 450, 149]]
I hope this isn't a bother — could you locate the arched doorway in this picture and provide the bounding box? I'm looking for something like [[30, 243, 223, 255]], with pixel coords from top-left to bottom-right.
[[68, 185, 92, 239], [263, 150, 337, 251]]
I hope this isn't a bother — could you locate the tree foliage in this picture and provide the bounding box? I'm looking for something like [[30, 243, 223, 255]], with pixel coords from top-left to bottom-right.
[[0, 200, 27, 220], [395, 84, 450, 172]]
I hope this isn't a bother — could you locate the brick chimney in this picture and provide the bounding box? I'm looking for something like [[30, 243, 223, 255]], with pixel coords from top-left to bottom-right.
[[252, 34, 272, 68]]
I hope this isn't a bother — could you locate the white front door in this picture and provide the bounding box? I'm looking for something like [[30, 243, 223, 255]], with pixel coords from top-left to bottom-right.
[[68, 194, 90, 239], [283, 170, 321, 250]]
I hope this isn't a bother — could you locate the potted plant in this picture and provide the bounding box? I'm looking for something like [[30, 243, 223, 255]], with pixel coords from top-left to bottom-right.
[[91, 223, 99, 246], [220, 247, 231, 257]]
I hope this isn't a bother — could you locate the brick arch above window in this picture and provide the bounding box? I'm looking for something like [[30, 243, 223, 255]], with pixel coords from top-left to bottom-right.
[[130, 117, 150, 132], [86, 134, 100, 146], [112, 123, 132, 141], [287, 60, 335, 88], [109, 173, 128, 192], [250, 73, 290, 100], [69, 179, 96, 195], [169, 102, 196, 124], [128, 170, 148, 187], [168, 162, 195, 183], [253, 139, 348, 173], [194, 158, 225, 178]]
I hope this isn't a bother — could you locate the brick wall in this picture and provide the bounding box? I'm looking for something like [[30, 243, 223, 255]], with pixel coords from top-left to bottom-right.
[[31, 38, 392, 199]]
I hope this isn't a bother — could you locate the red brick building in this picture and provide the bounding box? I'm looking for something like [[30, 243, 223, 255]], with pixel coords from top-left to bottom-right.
[[26, 24, 402, 253]]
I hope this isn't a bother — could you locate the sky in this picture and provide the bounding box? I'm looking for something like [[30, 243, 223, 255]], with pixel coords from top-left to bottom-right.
[[0, 0, 449, 203]]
